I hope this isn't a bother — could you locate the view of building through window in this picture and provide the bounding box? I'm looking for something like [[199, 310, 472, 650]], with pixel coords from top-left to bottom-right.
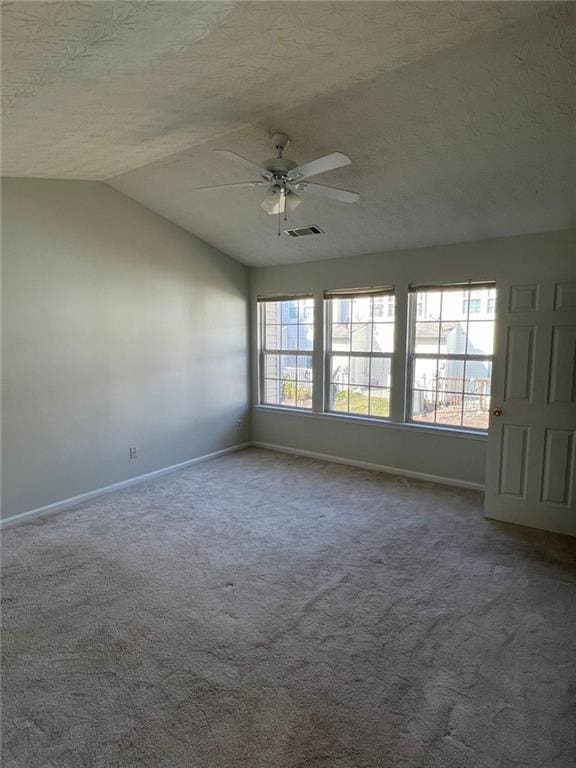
[[326, 291, 394, 418], [409, 285, 496, 430], [260, 297, 314, 409]]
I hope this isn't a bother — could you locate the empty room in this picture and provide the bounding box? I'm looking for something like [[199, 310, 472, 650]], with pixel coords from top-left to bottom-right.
[[1, 2, 575, 766]]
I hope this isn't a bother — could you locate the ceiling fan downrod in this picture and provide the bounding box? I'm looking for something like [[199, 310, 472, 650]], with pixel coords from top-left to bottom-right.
[[271, 132, 291, 160]]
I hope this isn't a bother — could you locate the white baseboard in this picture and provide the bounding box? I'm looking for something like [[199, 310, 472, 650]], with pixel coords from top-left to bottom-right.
[[251, 441, 485, 492], [0, 442, 252, 530]]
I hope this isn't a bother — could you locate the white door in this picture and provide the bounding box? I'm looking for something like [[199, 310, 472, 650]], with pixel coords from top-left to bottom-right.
[[484, 280, 576, 536]]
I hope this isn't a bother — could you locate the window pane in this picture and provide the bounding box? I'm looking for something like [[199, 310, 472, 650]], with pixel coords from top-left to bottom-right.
[[351, 323, 371, 352], [348, 389, 370, 415], [280, 379, 296, 407], [296, 355, 313, 386], [283, 325, 298, 350], [464, 360, 492, 395], [331, 323, 351, 352], [332, 298, 351, 324], [349, 356, 371, 387], [331, 385, 349, 412], [369, 387, 390, 417], [264, 379, 280, 405], [467, 321, 495, 355], [280, 355, 296, 381], [373, 323, 394, 353], [416, 291, 441, 321], [371, 357, 391, 388], [352, 296, 372, 322], [414, 322, 440, 353], [411, 390, 437, 422], [281, 301, 299, 324], [442, 322, 466, 354], [265, 324, 282, 350], [298, 324, 314, 351], [435, 393, 464, 427], [265, 302, 281, 324], [412, 358, 437, 392], [265, 354, 280, 379], [331, 355, 349, 385], [300, 299, 314, 323], [440, 290, 468, 322], [373, 296, 385, 319], [294, 356, 313, 408], [437, 359, 465, 394], [462, 395, 490, 430], [296, 382, 313, 409]]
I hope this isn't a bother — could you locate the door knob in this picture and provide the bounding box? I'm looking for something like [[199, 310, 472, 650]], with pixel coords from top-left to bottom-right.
[[492, 407, 503, 417]]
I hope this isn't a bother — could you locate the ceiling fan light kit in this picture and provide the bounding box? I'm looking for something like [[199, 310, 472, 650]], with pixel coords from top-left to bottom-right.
[[196, 132, 359, 235]]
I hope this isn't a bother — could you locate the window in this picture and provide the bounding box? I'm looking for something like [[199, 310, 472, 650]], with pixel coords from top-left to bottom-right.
[[374, 295, 395, 319], [408, 283, 496, 430], [463, 297, 481, 314], [325, 288, 394, 418], [487, 297, 495, 314], [259, 296, 314, 409]]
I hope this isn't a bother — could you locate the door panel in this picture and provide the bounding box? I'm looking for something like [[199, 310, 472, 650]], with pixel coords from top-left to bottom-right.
[[541, 429, 574, 506], [554, 282, 576, 311], [504, 325, 535, 401], [484, 280, 576, 536], [548, 326, 576, 403], [498, 425, 529, 497]]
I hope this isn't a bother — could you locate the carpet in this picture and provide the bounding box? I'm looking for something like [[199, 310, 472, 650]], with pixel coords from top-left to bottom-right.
[[2, 447, 576, 767]]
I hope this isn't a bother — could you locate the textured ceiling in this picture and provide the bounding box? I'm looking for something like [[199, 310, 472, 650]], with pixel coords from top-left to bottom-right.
[[2, 1, 575, 266]]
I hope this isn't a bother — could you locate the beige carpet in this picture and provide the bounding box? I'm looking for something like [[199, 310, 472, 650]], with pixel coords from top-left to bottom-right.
[[2, 448, 576, 768]]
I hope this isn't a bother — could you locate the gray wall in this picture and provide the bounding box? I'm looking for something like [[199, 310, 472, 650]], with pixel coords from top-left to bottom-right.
[[250, 229, 576, 487], [1, 178, 250, 518]]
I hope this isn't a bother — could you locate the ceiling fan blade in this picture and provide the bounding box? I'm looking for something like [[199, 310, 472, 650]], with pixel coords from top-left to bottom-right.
[[294, 181, 359, 204], [213, 150, 272, 181], [288, 151, 351, 181], [196, 181, 268, 191]]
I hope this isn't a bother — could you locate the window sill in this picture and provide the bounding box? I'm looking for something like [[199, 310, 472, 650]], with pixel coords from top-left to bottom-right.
[[253, 405, 488, 441]]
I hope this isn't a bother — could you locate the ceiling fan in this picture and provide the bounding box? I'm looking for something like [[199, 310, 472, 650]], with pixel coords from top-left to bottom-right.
[[196, 132, 359, 233]]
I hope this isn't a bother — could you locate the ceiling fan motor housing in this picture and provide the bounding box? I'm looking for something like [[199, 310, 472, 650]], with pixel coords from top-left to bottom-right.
[[264, 157, 297, 178]]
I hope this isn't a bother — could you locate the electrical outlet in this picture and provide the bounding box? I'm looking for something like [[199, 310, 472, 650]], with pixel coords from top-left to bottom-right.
[[129, 447, 138, 460]]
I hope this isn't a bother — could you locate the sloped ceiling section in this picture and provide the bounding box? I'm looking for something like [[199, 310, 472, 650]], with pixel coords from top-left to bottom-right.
[[2, 1, 575, 266]]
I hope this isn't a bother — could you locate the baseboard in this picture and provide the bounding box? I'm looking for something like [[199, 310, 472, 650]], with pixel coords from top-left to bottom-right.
[[251, 441, 485, 492], [0, 442, 252, 530]]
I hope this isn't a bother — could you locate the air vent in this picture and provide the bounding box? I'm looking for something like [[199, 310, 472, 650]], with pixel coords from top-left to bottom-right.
[[284, 225, 324, 238]]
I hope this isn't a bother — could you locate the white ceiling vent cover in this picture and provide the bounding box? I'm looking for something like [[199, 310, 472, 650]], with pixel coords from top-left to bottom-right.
[[284, 225, 325, 238]]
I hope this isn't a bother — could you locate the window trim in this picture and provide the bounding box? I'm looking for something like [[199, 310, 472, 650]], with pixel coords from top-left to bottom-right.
[[324, 291, 394, 421]]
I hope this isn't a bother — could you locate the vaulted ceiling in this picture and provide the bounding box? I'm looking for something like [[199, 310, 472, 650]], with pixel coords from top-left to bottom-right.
[[2, 1, 574, 266]]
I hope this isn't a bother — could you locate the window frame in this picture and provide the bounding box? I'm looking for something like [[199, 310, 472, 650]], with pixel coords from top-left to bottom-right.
[[258, 294, 315, 411], [324, 287, 395, 421], [406, 282, 496, 433]]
